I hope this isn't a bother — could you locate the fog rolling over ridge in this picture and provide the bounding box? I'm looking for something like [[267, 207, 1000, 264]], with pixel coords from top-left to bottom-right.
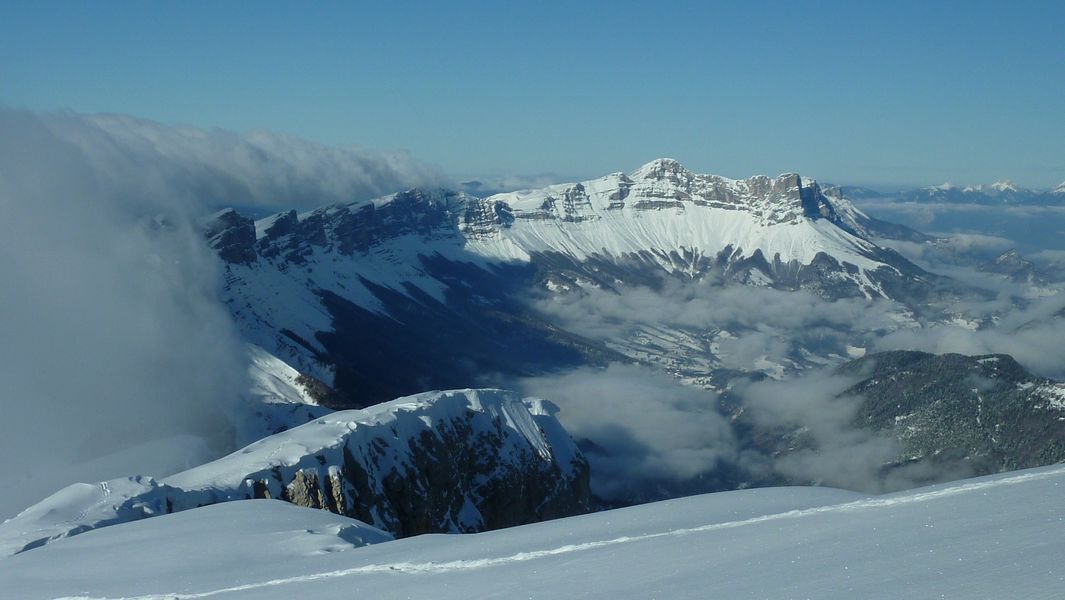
[[0, 109, 446, 519]]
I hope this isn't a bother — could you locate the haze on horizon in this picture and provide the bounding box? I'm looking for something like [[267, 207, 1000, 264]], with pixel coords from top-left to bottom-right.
[[2, 0, 1063, 189]]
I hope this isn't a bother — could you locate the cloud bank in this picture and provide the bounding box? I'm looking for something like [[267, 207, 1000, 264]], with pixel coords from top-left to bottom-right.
[[34, 111, 448, 213], [520, 363, 741, 503], [535, 277, 903, 375], [0, 109, 446, 518]]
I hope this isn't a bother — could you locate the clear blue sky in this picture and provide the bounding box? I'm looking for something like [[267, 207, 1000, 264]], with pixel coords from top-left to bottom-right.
[[2, 0, 1063, 187]]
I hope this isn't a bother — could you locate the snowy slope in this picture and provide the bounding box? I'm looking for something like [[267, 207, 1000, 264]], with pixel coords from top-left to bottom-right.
[[0, 500, 393, 600], [473, 159, 885, 274], [235, 343, 333, 444], [5, 464, 1065, 599], [0, 389, 589, 557]]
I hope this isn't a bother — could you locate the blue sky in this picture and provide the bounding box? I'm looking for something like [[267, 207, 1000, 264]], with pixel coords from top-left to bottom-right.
[[2, 0, 1063, 187]]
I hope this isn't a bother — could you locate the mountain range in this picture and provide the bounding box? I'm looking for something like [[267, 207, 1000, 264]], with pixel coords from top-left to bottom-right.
[[204, 159, 950, 406], [827, 179, 1065, 205]]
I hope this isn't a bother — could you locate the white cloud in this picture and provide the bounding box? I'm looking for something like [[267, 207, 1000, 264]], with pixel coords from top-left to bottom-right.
[[0, 109, 450, 518], [520, 364, 739, 503], [36, 111, 448, 213]]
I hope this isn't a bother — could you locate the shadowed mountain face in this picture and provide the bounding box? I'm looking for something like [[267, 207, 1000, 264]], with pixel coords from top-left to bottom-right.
[[314, 259, 624, 407]]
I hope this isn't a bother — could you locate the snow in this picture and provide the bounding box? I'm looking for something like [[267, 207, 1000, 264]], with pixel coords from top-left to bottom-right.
[[472, 190, 882, 270], [990, 179, 1018, 193], [246, 344, 318, 406], [233, 344, 333, 445], [5, 464, 1065, 599], [0, 500, 391, 600], [0, 389, 581, 557], [1036, 383, 1065, 410], [475, 163, 886, 273], [168, 388, 577, 492]]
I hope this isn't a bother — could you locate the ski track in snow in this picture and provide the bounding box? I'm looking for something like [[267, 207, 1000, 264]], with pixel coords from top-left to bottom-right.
[[52, 464, 1065, 600]]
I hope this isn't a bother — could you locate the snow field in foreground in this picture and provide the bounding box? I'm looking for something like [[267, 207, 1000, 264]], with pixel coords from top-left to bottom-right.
[[3, 464, 1065, 599]]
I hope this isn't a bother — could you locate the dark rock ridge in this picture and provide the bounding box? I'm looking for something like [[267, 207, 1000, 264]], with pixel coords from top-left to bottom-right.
[[0, 389, 591, 556], [202, 208, 257, 265], [250, 188, 509, 265]]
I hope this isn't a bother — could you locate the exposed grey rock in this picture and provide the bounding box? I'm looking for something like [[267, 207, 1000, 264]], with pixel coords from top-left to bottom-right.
[[202, 208, 257, 265], [0, 390, 591, 555]]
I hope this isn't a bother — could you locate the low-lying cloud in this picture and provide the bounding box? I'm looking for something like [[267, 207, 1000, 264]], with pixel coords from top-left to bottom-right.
[[736, 371, 974, 493], [520, 361, 973, 501], [520, 363, 741, 503], [856, 199, 1065, 256], [525, 249, 1065, 497], [535, 277, 903, 375]]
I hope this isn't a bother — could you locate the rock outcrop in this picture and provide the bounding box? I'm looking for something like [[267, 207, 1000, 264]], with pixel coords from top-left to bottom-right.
[[202, 208, 257, 265], [0, 389, 591, 556]]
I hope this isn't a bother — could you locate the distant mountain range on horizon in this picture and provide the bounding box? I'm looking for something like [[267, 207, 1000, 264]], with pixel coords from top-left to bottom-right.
[[828, 179, 1065, 204], [458, 175, 1065, 206]]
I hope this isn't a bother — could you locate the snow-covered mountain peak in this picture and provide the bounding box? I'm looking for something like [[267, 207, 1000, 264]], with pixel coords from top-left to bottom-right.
[[490, 162, 845, 229], [222, 162, 879, 273], [905, 179, 1061, 204], [1053, 181, 1065, 194], [631, 157, 693, 180], [990, 178, 1018, 192]]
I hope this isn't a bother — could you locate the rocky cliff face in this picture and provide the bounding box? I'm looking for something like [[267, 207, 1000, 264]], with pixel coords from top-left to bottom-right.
[[0, 389, 591, 557], [202, 208, 257, 265]]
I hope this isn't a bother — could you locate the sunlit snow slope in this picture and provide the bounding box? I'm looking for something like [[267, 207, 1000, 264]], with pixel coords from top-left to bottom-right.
[[4, 464, 1065, 599]]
